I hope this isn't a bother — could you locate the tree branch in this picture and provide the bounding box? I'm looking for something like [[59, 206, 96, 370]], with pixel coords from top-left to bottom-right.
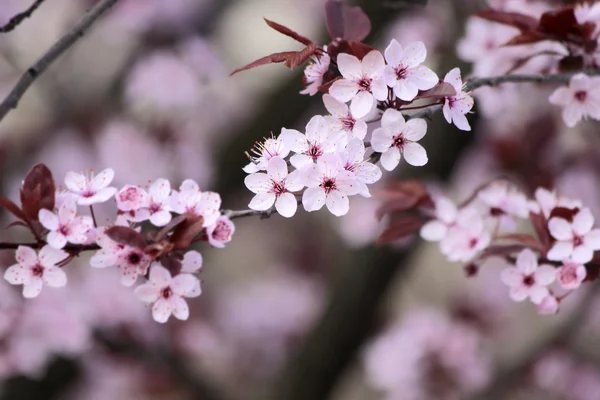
[[0, 0, 120, 124], [0, 0, 47, 33]]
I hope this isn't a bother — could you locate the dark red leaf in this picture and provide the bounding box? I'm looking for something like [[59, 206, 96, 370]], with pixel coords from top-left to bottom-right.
[[349, 41, 376, 60], [0, 197, 28, 222], [5, 220, 29, 230], [375, 181, 433, 220], [264, 18, 313, 46], [377, 214, 424, 244], [415, 81, 456, 99], [538, 8, 577, 37], [503, 32, 546, 46], [529, 211, 552, 252], [20, 163, 55, 221], [284, 43, 318, 69], [549, 206, 579, 222], [476, 9, 538, 32], [156, 214, 187, 242], [558, 55, 585, 72], [170, 214, 205, 250], [160, 254, 183, 277], [325, 0, 371, 41], [317, 75, 340, 94], [231, 43, 317, 75], [105, 226, 147, 249]]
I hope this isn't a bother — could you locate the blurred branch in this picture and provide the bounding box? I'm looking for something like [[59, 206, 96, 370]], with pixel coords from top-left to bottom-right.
[[0, 0, 120, 125], [466, 69, 600, 91], [0, 0, 46, 33], [468, 280, 600, 400]]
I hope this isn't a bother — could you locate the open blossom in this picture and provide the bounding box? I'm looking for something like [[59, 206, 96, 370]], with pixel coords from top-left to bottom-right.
[[181, 250, 203, 297], [242, 136, 290, 174], [64, 168, 117, 205], [134, 264, 199, 323], [38, 201, 93, 249], [279, 115, 337, 169], [300, 50, 330, 96], [440, 217, 490, 262], [329, 50, 387, 118], [501, 248, 556, 304], [4, 246, 68, 298], [371, 108, 428, 171], [547, 208, 600, 264], [115, 185, 148, 212], [442, 68, 474, 131], [90, 233, 151, 287], [322, 94, 368, 141], [338, 138, 382, 197], [557, 260, 586, 290], [245, 157, 303, 218], [170, 179, 221, 227], [531, 187, 582, 218], [206, 216, 235, 248], [129, 179, 173, 227], [383, 39, 439, 101], [549, 73, 600, 127], [420, 197, 478, 242], [478, 182, 529, 229], [302, 153, 360, 216]]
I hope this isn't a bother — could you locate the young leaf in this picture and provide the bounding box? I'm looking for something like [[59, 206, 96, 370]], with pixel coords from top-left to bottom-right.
[[264, 18, 313, 46], [377, 214, 424, 244], [231, 43, 317, 75], [325, 0, 371, 41], [476, 9, 538, 32], [105, 226, 148, 249], [0, 197, 28, 222], [20, 163, 55, 221], [170, 214, 205, 250], [415, 81, 456, 99]]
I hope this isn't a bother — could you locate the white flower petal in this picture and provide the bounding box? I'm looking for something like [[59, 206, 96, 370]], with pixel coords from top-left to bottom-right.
[[248, 193, 276, 211], [43, 267, 67, 287], [152, 298, 172, 323], [325, 190, 350, 216], [380, 148, 401, 171], [170, 296, 190, 320], [548, 217, 573, 241], [275, 192, 298, 218], [403, 142, 428, 166], [302, 188, 326, 212], [181, 250, 203, 273], [134, 284, 160, 303], [23, 278, 43, 298]]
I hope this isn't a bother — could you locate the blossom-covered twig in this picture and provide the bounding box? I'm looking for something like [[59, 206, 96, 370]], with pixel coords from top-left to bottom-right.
[[0, 0, 46, 33], [0, 0, 119, 124]]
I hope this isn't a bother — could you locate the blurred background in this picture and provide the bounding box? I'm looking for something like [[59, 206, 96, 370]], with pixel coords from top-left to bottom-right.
[[1, 0, 600, 399]]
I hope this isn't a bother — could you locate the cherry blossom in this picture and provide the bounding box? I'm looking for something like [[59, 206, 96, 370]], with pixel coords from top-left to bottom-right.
[[245, 157, 303, 218], [549, 73, 600, 128], [329, 50, 387, 118], [129, 179, 173, 227], [477, 182, 529, 229], [181, 250, 203, 297], [90, 233, 151, 287], [501, 248, 556, 304], [537, 295, 559, 315], [420, 197, 478, 242], [300, 50, 330, 96], [170, 179, 221, 227], [206, 216, 235, 248], [279, 115, 337, 169], [4, 246, 68, 298], [440, 217, 491, 262], [64, 168, 117, 205], [38, 201, 93, 249], [530, 187, 582, 218], [134, 263, 199, 323], [302, 153, 360, 216], [556, 260, 587, 290], [442, 68, 474, 131], [322, 94, 368, 142], [547, 208, 600, 264], [338, 138, 382, 197], [115, 185, 148, 212], [242, 136, 290, 174], [383, 39, 439, 101], [371, 109, 428, 171]]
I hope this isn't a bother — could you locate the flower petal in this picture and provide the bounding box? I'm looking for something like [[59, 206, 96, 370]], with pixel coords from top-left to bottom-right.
[[325, 190, 350, 216], [380, 148, 401, 171], [302, 188, 326, 212], [403, 118, 427, 142], [38, 209, 59, 231], [15, 246, 38, 268], [275, 192, 298, 218], [548, 217, 573, 241], [152, 298, 172, 323], [547, 241, 574, 261], [573, 208, 594, 235], [4, 264, 27, 285], [170, 296, 190, 320], [23, 278, 44, 298], [267, 156, 288, 182], [330, 79, 359, 103], [181, 250, 203, 273], [43, 267, 67, 287], [134, 284, 160, 303], [337, 53, 362, 80], [534, 265, 557, 285], [516, 248, 538, 274], [248, 193, 276, 211], [350, 91, 374, 119], [171, 274, 198, 296], [403, 142, 428, 166]]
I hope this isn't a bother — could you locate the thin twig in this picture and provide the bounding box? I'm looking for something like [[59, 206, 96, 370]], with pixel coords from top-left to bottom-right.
[[0, 0, 46, 33], [0, 0, 120, 124]]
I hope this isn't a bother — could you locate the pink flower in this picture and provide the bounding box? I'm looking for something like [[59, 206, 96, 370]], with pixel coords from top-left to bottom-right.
[[64, 168, 117, 205], [134, 264, 199, 323], [206, 216, 235, 248], [442, 68, 474, 131], [170, 179, 221, 227], [322, 94, 368, 141], [90, 233, 151, 287], [38, 201, 93, 249], [338, 138, 382, 197], [300, 50, 330, 96], [371, 109, 428, 171], [302, 153, 360, 216], [115, 185, 148, 212], [549, 73, 600, 128], [181, 250, 203, 297], [556, 260, 587, 290], [242, 136, 290, 174], [128, 179, 173, 227], [501, 248, 556, 304], [530, 187, 582, 218], [244, 157, 303, 218], [279, 115, 337, 169], [478, 182, 529, 230], [537, 295, 559, 315], [383, 40, 439, 101], [420, 197, 478, 242], [440, 217, 491, 262], [4, 246, 68, 298], [547, 208, 600, 264], [329, 50, 387, 118]]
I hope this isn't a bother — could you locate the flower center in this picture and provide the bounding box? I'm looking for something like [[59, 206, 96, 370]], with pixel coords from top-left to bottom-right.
[[127, 251, 142, 265], [523, 275, 535, 287], [59, 225, 71, 236], [560, 266, 577, 282], [161, 286, 173, 299], [321, 178, 337, 194], [394, 65, 408, 80], [272, 181, 287, 196], [149, 202, 162, 213], [358, 77, 372, 91], [468, 238, 478, 249], [212, 220, 233, 242], [393, 134, 406, 149], [341, 115, 355, 131], [575, 90, 587, 102], [307, 143, 323, 160], [32, 264, 44, 277], [119, 187, 139, 202]]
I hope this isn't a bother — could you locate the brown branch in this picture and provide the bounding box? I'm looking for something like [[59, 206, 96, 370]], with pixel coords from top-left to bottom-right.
[[0, 0, 46, 33], [0, 0, 120, 124]]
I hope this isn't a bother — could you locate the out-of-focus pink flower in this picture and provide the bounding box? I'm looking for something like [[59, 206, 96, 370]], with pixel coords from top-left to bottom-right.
[[134, 263, 199, 323], [300, 51, 330, 96], [420, 197, 479, 242], [383, 40, 438, 101], [38, 201, 93, 249], [549, 74, 600, 128], [501, 248, 556, 304], [557, 260, 587, 290], [530, 187, 583, 218], [442, 68, 474, 131], [170, 179, 221, 227], [478, 182, 529, 230], [440, 217, 491, 262], [329, 51, 387, 118], [547, 208, 600, 264], [206, 216, 235, 248], [64, 168, 117, 206], [371, 109, 428, 170], [4, 246, 68, 298], [322, 94, 368, 141], [279, 115, 336, 169], [537, 295, 560, 315]]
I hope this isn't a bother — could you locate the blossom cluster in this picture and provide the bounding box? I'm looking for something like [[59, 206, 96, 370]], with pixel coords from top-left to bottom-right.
[[419, 182, 600, 315], [243, 39, 474, 218], [3, 166, 234, 323]]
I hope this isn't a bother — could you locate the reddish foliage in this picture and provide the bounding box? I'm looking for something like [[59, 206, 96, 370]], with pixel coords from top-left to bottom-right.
[[263, 18, 313, 46], [105, 226, 148, 249], [415, 81, 456, 99], [170, 214, 205, 250], [19, 163, 55, 222], [231, 43, 318, 75], [529, 212, 553, 252], [325, 0, 371, 41]]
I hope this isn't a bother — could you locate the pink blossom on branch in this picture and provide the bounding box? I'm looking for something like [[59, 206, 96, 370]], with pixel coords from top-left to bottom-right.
[[442, 68, 474, 131], [206, 216, 236, 248], [300, 50, 331, 96], [38, 201, 93, 249], [547, 208, 600, 264], [501, 248, 556, 305], [242, 136, 290, 174], [549, 73, 600, 128], [279, 115, 337, 169], [338, 138, 382, 198], [556, 260, 587, 290], [322, 94, 368, 142], [170, 179, 221, 227], [64, 168, 117, 206]]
